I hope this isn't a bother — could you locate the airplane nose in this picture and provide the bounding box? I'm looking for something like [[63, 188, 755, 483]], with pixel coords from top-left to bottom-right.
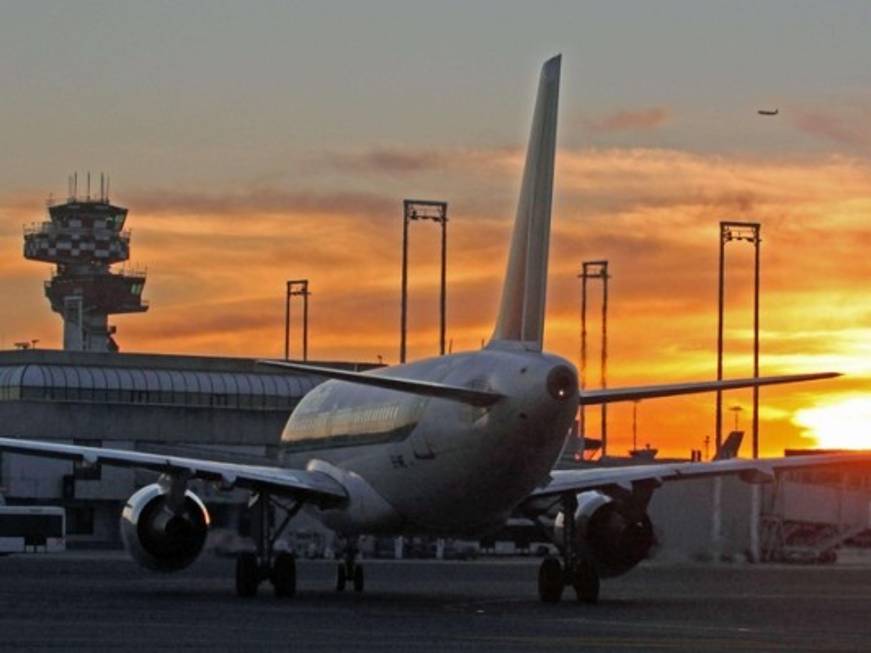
[[546, 365, 577, 401]]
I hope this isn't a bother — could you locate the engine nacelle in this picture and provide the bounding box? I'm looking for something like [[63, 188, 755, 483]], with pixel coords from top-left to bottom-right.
[[554, 490, 654, 577], [120, 483, 210, 572]]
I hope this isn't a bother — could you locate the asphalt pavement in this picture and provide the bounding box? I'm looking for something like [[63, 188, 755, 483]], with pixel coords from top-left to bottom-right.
[[1, 553, 869, 651]]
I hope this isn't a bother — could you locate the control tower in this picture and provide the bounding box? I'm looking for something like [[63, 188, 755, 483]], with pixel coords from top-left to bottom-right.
[[23, 176, 147, 352]]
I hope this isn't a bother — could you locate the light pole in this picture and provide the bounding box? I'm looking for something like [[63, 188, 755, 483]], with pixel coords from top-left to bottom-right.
[[579, 261, 609, 455], [400, 200, 448, 364], [284, 279, 310, 361], [716, 222, 761, 458], [632, 400, 640, 452], [730, 404, 743, 432]]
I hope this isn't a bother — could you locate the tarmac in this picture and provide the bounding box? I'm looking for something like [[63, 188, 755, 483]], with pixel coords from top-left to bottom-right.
[[1, 553, 870, 651]]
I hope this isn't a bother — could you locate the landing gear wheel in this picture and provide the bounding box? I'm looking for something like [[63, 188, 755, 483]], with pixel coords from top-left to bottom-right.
[[353, 565, 364, 592], [239, 492, 304, 598], [571, 559, 599, 604], [538, 556, 564, 603], [271, 553, 297, 598], [336, 563, 347, 592], [236, 552, 259, 598]]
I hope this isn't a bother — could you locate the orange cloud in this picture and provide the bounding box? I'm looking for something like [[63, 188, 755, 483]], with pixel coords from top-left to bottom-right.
[[3, 144, 871, 456], [318, 148, 448, 174], [123, 188, 396, 220], [791, 109, 871, 149], [583, 107, 670, 132]]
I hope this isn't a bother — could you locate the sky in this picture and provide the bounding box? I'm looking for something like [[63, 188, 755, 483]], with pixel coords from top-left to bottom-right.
[[2, 1, 871, 456]]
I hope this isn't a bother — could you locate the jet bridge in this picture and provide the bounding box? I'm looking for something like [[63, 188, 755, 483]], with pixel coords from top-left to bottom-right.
[[760, 463, 871, 563]]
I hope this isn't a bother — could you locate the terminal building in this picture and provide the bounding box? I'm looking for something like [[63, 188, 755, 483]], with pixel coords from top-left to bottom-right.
[[0, 348, 371, 545]]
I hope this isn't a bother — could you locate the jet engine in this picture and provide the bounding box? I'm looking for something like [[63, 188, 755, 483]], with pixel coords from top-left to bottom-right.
[[120, 483, 210, 572], [554, 490, 654, 577]]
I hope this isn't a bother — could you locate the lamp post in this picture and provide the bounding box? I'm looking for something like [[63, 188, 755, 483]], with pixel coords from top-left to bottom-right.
[[579, 260, 609, 455], [284, 279, 310, 361], [632, 400, 640, 452], [716, 222, 761, 458], [400, 200, 448, 364]]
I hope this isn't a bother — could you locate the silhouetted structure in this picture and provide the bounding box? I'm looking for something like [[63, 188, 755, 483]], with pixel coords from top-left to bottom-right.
[[579, 260, 609, 455], [400, 200, 448, 363], [284, 279, 310, 361], [23, 175, 147, 352]]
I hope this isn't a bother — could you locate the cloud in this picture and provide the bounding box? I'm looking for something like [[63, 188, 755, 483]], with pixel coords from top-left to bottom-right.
[[584, 107, 670, 132], [790, 109, 871, 149], [319, 148, 448, 174], [4, 143, 871, 455], [121, 188, 396, 219], [125, 296, 280, 341]]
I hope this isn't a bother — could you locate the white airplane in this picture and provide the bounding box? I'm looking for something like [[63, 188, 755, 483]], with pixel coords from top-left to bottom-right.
[[0, 55, 864, 604]]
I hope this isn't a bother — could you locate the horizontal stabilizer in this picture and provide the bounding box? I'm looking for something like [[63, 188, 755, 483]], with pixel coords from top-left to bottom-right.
[[258, 360, 504, 407], [578, 372, 839, 406]]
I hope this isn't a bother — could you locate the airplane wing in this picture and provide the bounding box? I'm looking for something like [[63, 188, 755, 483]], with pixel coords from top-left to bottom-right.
[[522, 452, 871, 513], [578, 372, 838, 405], [0, 437, 347, 507]]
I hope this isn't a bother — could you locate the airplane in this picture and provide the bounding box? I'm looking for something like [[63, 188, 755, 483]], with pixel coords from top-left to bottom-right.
[[0, 55, 865, 605], [758, 108, 779, 116], [713, 430, 744, 461]]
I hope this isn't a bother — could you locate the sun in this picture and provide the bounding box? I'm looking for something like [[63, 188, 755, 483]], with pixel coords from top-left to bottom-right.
[[792, 397, 871, 450]]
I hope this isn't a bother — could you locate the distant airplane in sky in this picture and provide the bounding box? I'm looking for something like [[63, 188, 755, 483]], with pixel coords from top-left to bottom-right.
[[0, 56, 863, 606], [758, 108, 779, 116]]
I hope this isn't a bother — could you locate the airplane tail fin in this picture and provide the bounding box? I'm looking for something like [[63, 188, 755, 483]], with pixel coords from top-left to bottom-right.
[[713, 431, 744, 461], [488, 55, 561, 351]]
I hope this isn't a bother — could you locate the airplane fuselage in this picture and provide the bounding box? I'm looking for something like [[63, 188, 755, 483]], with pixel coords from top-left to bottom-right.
[[279, 347, 579, 536]]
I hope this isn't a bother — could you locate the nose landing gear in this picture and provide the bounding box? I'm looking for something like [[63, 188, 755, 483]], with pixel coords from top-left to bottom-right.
[[335, 538, 365, 592]]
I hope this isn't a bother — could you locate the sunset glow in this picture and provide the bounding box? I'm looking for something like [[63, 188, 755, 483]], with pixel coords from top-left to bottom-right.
[[3, 145, 868, 456], [2, 3, 871, 458], [793, 398, 871, 450]]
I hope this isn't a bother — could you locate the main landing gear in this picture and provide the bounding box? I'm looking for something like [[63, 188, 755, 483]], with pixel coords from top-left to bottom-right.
[[335, 538, 364, 593], [537, 493, 600, 604], [235, 493, 302, 598]]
